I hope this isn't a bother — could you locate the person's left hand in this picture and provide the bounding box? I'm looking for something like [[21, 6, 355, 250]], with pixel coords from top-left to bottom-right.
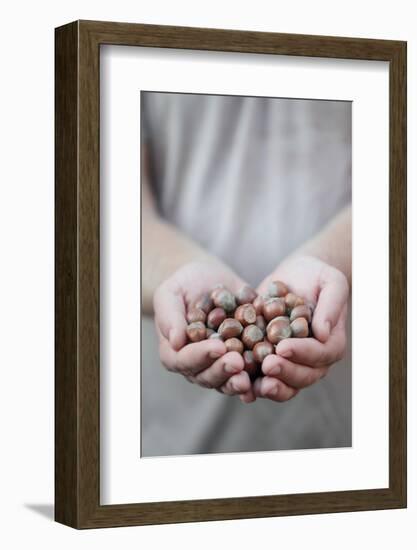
[[253, 255, 349, 402]]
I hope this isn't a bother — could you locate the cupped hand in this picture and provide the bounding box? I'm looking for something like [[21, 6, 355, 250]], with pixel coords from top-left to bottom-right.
[[253, 255, 349, 402], [153, 260, 256, 401]]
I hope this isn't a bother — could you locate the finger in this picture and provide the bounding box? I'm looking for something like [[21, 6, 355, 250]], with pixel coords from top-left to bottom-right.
[[218, 370, 252, 396], [275, 322, 347, 368], [255, 376, 299, 402], [153, 284, 187, 350], [312, 270, 349, 343], [252, 376, 264, 398], [159, 336, 226, 375], [193, 351, 244, 389], [238, 380, 257, 403], [262, 354, 328, 389], [157, 333, 179, 372], [239, 390, 257, 404]]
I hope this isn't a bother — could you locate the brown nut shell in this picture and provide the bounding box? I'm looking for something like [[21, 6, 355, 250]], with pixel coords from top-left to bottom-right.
[[266, 316, 292, 344], [255, 315, 267, 335], [234, 303, 257, 327], [241, 324, 264, 350], [209, 332, 223, 341], [252, 341, 274, 363], [218, 318, 243, 339], [224, 337, 244, 354], [207, 307, 227, 330], [290, 317, 309, 338], [210, 284, 225, 300], [252, 295, 265, 316], [213, 289, 237, 313], [243, 350, 261, 380], [289, 304, 312, 323], [268, 280, 289, 298], [263, 297, 286, 322], [186, 321, 207, 343], [193, 293, 214, 314], [236, 285, 258, 305], [186, 307, 207, 324], [285, 292, 304, 310], [206, 328, 215, 338]]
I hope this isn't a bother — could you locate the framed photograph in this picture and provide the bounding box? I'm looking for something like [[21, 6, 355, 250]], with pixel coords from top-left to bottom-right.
[[55, 20, 407, 529]]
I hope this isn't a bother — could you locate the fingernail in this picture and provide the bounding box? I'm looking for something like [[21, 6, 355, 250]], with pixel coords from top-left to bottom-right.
[[268, 383, 279, 398], [225, 363, 241, 374], [262, 378, 275, 396], [240, 393, 255, 404], [268, 365, 281, 376], [280, 349, 292, 358]]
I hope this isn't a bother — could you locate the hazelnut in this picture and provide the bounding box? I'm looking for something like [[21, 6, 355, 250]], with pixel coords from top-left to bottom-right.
[[252, 295, 265, 316], [234, 303, 257, 326], [252, 341, 274, 363], [213, 288, 237, 314], [209, 332, 223, 340], [289, 304, 312, 323], [193, 293, 214, 314], [241, 324, 264, 350], [210, 283, 225, 299], [236, 285, 258, 305], [207, 307, 227, 330], [186, 307, 206, 324], [290, 317, 309, 338], [255, 315, 267, 335], [268, 280, 288, 298], [243, 350, 261, 381], [263, 297, 286, 321], [218, 318, 243, 339], [285, 292, 304, 310], [186, 321, 207, 343], [266, 317, 291, 344], [206, 328, 215, 338], [224, 337, 244, 354]]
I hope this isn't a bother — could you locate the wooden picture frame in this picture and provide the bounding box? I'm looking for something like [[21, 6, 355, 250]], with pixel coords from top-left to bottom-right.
[[55, 19, 407, 529]]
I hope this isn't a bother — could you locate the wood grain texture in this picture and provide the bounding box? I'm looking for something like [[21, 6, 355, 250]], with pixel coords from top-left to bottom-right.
[[55, 20, 407, 529], [388, 41, 407, 505], [55, 21, 79, 527]]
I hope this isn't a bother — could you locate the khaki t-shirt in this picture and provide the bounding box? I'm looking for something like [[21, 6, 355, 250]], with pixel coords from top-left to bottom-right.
[[141, 92, 352, 456]]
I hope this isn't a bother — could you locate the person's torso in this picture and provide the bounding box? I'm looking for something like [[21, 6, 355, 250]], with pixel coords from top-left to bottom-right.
[[142, 92, 351, 286]]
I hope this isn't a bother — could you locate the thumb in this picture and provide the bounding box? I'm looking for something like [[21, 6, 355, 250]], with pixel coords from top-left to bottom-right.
[[312, 269, 349, 343], [153, 285, 187, 350]]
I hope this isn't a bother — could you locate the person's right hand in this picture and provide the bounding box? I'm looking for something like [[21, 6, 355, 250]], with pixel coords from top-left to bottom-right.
[[153, 260, 256, 401]]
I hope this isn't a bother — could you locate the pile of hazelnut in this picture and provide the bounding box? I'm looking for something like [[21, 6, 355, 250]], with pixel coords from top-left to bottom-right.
[[185, 282, 314, 381]]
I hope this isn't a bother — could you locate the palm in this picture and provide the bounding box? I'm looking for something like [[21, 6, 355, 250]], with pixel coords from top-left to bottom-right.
[[258, 255, 325, 309], [168, 261, 245, 312]]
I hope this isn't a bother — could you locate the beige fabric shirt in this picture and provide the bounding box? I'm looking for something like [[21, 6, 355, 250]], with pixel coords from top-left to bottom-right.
[[141, 92, 352, 456]]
